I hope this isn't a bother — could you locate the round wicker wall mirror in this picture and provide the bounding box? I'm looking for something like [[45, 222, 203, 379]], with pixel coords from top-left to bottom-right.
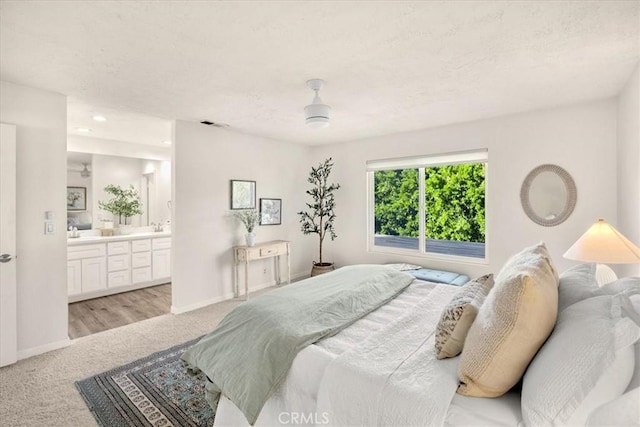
[[520, 164, 577, 227]]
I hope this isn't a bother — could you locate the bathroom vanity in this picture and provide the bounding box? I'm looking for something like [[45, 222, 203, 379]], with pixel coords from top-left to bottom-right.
[[67, 232, 171, 302]]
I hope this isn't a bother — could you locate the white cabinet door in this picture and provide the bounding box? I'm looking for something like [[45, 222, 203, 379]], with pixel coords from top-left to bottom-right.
[[67, 260, 82, 296], [81, 257, 107, 292], [152, 249, 171, 280]]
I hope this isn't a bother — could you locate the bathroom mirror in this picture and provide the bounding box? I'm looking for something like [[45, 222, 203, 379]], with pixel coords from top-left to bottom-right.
[[520, 164, 577, 227]]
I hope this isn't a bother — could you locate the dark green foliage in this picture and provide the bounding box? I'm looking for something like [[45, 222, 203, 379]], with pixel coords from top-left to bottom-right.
[[298, 158, 341, 264], [374, 163, 485, 243], [374, 169, 420, 237]]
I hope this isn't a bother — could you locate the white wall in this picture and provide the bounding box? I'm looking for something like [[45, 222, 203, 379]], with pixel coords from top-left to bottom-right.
[[172, 121, 313, 312], [311, 100, 618, 278], [0, 81, 69, 357], [617, 63, 640, 277]]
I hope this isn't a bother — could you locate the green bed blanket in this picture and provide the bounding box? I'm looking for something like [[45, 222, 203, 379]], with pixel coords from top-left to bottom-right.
[[181, 264, 415, 425]]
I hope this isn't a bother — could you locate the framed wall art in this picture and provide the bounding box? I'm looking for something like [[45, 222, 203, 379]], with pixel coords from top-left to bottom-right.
[[230, 180, 256, 210], [260, 198, 282, 225], [67, 186, 87, 211]]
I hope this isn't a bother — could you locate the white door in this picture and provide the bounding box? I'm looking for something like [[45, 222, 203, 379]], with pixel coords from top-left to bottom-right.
[[0, 123, 17, 367], [67, 260, 82, 296], [152, 249, 171, 280]]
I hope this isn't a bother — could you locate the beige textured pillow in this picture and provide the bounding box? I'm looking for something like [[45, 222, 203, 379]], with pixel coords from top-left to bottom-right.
[[435, 274, 495, 359], [457, 242, 559, 397]]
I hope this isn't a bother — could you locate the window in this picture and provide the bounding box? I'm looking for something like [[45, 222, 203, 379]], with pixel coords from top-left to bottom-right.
[[367, 150, 487, 261]]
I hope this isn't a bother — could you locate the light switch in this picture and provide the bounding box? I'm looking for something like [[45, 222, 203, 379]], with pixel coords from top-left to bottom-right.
[[45, 211, 55, 220], [44, 221, 55, 235]]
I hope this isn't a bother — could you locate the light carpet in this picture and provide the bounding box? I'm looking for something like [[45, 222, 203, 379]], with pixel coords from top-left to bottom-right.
[[0, 291, 268, 427]]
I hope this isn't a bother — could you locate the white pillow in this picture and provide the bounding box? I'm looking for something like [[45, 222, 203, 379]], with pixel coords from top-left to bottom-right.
[[558, 263, 598, 312], [521, 294, 640, 426], [586, 387, 640, 427]]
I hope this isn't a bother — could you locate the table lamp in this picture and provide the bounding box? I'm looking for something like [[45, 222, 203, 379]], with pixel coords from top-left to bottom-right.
[[563, 219, 640, 286]]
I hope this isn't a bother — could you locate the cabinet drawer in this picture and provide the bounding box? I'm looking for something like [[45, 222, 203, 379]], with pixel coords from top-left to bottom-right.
[[68, 244, 106, 260], [131, 251, 151, 268], [108, 241, 130, 255], [131, 239, 151, 253], [152, 237, 171, 250], [259, 246, 282, 257], [132, 267, 152, 284], [108, 254, 130, 272], [108, 270, 131, 288]]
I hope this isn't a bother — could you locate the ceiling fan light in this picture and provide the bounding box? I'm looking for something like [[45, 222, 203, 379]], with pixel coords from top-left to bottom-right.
[[80, 163, 91, 178], [304, 78, 331, 129], [304, 103, 330, 128]]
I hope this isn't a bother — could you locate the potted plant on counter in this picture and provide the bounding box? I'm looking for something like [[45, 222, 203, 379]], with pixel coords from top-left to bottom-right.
[[98, 184, 143, 234], [298, 158, 341, 276]]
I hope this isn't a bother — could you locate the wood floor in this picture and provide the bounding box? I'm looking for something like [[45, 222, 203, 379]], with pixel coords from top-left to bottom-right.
[[68, 284, 172, 339]]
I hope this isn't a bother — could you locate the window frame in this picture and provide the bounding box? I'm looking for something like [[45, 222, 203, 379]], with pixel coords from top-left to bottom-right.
[[366, 150, 489, 265]]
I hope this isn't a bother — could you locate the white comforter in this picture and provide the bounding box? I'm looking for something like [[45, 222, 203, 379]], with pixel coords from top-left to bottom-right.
[[214, 281, 461, 427]]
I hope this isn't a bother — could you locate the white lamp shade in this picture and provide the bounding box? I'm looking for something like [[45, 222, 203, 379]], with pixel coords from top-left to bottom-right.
[[563, 219, 640, 264]]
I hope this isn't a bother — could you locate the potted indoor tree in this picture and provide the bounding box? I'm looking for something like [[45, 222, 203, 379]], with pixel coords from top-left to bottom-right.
[[98, 184, 143, 233], [298, 158, 341, 276]]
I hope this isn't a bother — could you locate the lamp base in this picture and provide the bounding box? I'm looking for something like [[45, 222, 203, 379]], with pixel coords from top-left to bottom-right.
[[595, 264, 617, 287]]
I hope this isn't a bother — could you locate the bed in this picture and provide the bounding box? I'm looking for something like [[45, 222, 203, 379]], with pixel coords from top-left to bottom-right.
[[183, 245, 640, 427], [212, 279, 522, 427]]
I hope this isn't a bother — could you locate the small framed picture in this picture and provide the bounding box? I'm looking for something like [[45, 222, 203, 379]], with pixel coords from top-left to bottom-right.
[[230, 180, 256, 210], [260, 198, 282, 225], [67, 186, 87, 211]]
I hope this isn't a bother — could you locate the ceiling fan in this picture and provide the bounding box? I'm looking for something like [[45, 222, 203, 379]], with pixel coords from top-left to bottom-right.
[[80, 163, 91, 178]]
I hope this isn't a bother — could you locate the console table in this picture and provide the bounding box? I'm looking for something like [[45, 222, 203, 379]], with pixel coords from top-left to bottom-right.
[[233, 240, 290, 300]]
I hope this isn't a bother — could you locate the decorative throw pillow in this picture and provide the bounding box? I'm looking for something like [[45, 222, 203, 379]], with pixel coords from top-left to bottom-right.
[[434, 274, 494, 359], [457, 242, 559, 397], [558, 263, 598, 312], [521, 294, 640, 427]]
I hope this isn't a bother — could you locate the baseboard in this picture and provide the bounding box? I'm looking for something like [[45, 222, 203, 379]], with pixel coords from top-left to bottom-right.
[[171, 295, 228, 314], [171, 271, 309, 315], [17, 337, 71, 361]]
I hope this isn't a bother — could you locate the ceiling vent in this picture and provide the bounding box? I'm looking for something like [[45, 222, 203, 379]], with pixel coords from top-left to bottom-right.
[[200, 120, 229, 128], [304, 79, 330, 129]]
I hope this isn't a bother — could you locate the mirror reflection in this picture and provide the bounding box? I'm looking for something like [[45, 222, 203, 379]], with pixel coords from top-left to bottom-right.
[[67, 152, 171, 230]]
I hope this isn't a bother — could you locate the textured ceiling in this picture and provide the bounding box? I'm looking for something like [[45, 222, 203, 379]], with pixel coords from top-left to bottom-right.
[[1, 1, 638, 145]]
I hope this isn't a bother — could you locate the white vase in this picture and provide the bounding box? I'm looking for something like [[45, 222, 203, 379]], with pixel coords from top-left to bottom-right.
[[118, 224, 134, 235], [246, 232, 255, 247]]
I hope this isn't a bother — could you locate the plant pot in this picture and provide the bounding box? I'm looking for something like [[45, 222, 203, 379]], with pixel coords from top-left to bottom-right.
[[118, 224, 134, 235], [311, 262, 335, 277], [246, 232, 256, 247]]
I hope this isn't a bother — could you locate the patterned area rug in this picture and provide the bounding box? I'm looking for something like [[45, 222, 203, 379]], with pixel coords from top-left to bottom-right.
[[76, 336, 214, 427]]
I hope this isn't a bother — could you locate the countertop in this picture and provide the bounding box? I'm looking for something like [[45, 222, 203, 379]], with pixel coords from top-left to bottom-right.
[[67, 231, 171, 246]]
